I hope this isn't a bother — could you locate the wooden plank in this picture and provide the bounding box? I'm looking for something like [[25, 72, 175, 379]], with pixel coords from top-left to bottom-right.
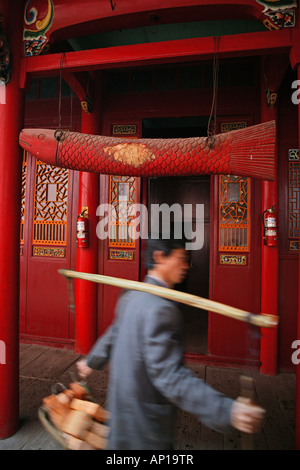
[[20, 347, 79, 380], [20, 378, 55, 416], [206, 366, 242, 398], [174, 410, 202, 450], [175, 363, 224, 449], [254, 372, 295, 450], [0, 417, 43, 450], [206, 367, 241, 450], [271, 372, 296, 411], [21, 426, 63, 450], [19, 344, 49, 370], [21, 349, 61, 378], [204, 367, 271, 450], [0, 346, 296, 450]]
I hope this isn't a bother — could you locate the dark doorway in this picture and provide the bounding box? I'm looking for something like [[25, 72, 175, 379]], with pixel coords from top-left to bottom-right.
[[144, 117, 210, 355]]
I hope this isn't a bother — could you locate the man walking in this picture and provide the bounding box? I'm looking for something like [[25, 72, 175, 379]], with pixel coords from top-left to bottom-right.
[[77, 237, 264, 450]]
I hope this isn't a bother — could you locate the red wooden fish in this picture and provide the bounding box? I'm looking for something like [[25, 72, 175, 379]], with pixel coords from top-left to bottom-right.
[[19, 121, 275, 180]]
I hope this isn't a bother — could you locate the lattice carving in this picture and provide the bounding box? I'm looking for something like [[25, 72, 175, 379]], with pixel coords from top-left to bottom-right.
[[20, 151, 28, 245], [219, 175, 249, 251], [288, 149, 299, 246], [33, 160, 69, 245], [109, 176, 136, 247]]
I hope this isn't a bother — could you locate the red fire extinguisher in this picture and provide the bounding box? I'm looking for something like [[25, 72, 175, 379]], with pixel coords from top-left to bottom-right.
[[77, 209, 89, 248], [262, 205, 278, 247]]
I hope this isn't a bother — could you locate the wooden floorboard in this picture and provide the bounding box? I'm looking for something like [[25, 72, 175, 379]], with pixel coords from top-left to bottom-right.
[[0, 344, 296, 450]]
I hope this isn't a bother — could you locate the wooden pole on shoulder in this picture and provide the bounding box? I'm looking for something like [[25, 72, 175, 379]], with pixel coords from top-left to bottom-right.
[[59, 269, 278, 329]]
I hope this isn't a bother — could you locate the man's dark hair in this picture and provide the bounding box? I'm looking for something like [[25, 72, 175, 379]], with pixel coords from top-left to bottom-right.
[[144, 235, 187, 271]]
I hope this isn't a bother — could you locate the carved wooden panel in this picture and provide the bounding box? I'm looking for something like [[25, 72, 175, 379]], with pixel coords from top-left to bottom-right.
[[219, 175, 249, 252], [109, 175, 136, 247], [32, 160, 69, 245], [288, 149, 299, 250]]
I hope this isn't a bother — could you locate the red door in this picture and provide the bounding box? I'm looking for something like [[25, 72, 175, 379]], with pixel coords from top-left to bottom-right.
[[97, 121, 143, 335], [20, 151, 78, 346], [208, 116, 262, 364]]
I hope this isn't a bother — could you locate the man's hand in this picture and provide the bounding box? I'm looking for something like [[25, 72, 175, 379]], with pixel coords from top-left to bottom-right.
[[231, 398, 265, 434], [76, 358, 93, 379]]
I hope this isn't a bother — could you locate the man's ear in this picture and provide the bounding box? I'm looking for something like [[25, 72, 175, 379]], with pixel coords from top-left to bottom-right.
[[152, 250, 164, 265]]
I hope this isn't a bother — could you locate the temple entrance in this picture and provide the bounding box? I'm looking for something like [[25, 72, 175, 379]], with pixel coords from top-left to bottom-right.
[[144, 117, 210, 355]]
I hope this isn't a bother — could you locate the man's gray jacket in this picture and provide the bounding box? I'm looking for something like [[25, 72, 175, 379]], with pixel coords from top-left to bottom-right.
[[86, 276, 234, 450]]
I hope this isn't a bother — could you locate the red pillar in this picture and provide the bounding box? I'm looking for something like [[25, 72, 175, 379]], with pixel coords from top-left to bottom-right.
[[295, 63, 300, 450], [260, 58, 279, 375], [75, 76, 101, 354], [0, 0, 24, 438]]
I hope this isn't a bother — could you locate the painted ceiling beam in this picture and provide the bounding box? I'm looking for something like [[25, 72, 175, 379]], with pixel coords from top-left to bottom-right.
[[30, 0, 269, 43], [20, 29, 292, 88]]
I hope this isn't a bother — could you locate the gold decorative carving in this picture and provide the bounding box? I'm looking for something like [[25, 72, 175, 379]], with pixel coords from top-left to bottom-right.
[[220, 122, 247, 133], [289, 240, 299, 251], [220, 254, 247, 265], [109, 250, 134, 260], [267, 91, 278, 107], [113, 125, 136, 135], [33, 246, 65, 257]]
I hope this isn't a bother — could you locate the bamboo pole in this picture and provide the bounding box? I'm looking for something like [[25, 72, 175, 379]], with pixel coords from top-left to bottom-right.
[[59, 269, 278, 329]]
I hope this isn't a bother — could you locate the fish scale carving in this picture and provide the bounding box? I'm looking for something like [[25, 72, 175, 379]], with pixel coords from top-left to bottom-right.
[[19, 121, 275, 181], [58, 132, 231, 176]]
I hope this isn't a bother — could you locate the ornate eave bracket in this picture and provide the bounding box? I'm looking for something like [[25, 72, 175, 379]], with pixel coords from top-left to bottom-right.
[[265, 87, 278, 108], [256, 0, 297, 30], [80, 94, 92, 114], [23, 0, 54, 57]]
